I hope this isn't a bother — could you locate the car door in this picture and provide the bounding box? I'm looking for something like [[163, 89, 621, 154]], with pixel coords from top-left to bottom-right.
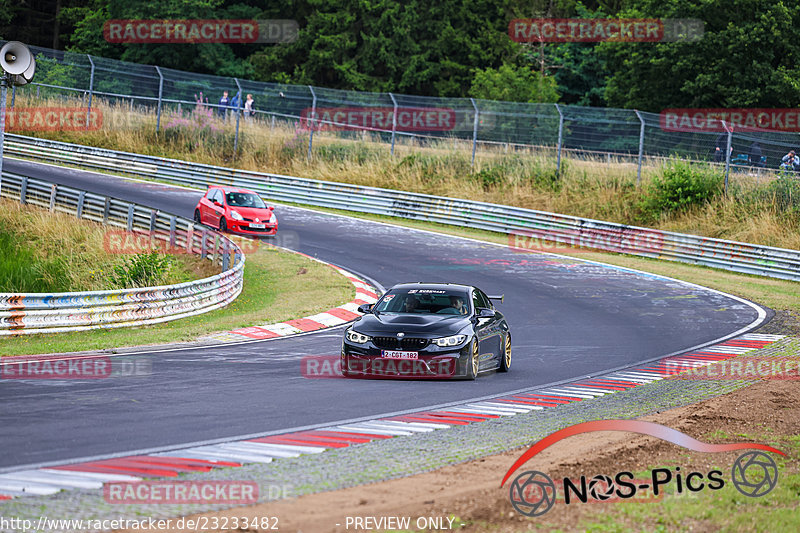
[[474, 289, 502, 366], [207, 190, 224, 226], [472, 290, 495, 367]]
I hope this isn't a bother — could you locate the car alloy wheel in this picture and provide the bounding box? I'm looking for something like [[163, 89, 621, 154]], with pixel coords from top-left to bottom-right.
[[219, 218, 227, 232], [194, 210, 202, 225], [499, 333, 511, 372]]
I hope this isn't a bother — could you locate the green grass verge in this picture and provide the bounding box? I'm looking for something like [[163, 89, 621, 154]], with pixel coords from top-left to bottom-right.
[[571, 435, 800, 532], [0, 244, 354, 357]]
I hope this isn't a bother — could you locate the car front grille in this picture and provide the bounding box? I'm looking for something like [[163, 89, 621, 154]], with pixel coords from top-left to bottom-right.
[[373, 336, 429, 350]]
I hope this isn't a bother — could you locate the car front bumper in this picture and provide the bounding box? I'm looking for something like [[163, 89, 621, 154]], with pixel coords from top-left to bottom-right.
[[341, 340, 471, 379]]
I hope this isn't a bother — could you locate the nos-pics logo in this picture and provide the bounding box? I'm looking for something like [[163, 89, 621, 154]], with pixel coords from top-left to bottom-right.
[[501, 420, 783, 517]]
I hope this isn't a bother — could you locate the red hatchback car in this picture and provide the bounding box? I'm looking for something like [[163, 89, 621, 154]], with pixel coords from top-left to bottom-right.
[[194, 185, 278, 236]]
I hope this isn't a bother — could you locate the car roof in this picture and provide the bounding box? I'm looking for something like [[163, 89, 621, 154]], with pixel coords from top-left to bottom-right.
[[389, 282, 472, 294], [208, 185, 258, 195]]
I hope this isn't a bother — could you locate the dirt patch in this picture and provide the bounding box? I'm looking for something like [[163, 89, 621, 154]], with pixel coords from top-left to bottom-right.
[[119, 378, 799, 533]]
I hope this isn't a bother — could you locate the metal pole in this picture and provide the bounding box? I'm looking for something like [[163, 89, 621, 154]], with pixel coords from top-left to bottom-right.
[[86, 55, 95, 131], [723, 120, 732, 194], [233, 78, 243, 155], [555, 104, 564, 176], [10, 85, 15, 109], [155, 66, 164, 132], [0, 76, 6, 197], [389, 92, 398, 156], [635, 109, 645, 184], [307, 85, 316, 161], [470, 98, 479, 167]]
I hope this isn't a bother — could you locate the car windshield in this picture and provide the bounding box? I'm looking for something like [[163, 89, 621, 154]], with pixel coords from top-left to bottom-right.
[[373, 288, 470, 315], [225, 192, 266, 208]]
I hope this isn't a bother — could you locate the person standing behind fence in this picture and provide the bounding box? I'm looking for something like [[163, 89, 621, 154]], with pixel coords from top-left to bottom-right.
[[244, 94, 255, 120], [230, 92, 241, 119], [781, 150, 799, 172], [218, 91, 229, 118]]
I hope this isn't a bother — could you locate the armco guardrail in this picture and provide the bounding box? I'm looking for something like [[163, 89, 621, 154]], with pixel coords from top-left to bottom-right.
[[0, 171, 245, 335], [5, 134, 800, 282]]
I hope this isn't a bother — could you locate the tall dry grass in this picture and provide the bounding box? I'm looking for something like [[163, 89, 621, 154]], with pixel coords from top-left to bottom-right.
[[9, 92, 800, 251]]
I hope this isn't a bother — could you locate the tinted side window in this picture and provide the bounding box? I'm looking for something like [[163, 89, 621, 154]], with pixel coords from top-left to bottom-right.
[[476, 290, 492, 309]]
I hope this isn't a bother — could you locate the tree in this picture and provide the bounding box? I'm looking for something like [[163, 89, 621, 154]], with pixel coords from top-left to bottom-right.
[[469, 63, 559, 103], [248, 0, 517, 97], [599, 0, 800, 111]]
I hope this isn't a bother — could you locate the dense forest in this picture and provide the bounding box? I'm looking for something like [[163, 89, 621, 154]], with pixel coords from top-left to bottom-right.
[[2, 0, 799, 111]]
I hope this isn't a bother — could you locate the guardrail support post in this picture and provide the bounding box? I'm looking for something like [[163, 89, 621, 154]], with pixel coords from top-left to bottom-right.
[[389, 92, 398, 156], [127, 204, 134, 231], [222, 238, 230, 271], [10, 85, 15, 109], [470, 98, 479, 167], [635, 109, 645, 185], [49, 184, 57, 211], [214, 234, 221, 265], [307, 85, 317, 161], [723, 120, 732, 195], [20, 177, 28, 205], [86, 55, 95, 131], [77, 191, 86, 218], [103, 197, 110, 224], [155, 66, 164, 132], [233, 78, 243, 155], [149, 210, 157, 232], [186, 223, 194, 254], [201, 230, 208, 259], [555, 104, 564, 177], [169, 216, 177, 248]]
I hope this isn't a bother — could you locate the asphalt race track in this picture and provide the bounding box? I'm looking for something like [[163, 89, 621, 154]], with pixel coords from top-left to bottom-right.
[[0, 158, 768, 470]]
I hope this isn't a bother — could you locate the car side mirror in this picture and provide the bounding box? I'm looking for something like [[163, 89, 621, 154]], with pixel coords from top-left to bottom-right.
[[477, 308, 495, 319], [213, 200, 222, 206], [357, 303, 373, 314]]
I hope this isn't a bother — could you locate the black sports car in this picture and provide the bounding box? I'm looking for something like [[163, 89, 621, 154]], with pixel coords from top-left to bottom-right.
[[341, 283, 511, 379]]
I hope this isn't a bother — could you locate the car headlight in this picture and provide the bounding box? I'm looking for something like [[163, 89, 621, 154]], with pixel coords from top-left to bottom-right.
[[433, 334, 467, 347], [345, 329, 371, 344], [230, 210, 244, 221], [268, 212, 277, 224]]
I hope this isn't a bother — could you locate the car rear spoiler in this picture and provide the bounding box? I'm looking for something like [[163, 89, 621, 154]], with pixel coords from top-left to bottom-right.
[[488, 294, 504, 303]]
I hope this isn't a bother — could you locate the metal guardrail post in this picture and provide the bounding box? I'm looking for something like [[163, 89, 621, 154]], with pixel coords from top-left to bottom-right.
[[186, 223, 193, 253], [10, 85, 14, 109], [222, 237, 230, 270], [49, 184, 57, 211], [470, 98, 479, 167], [20, 176, 28, 204], [723, 120, 732, 194], [389, 92, 398, 156], [169, 216, 177, 248], [555, 104, 564, 177], [233, 78, 243, 155], [201, 230, 208, 259], [307, 85, 317, 161], [635, 109, 645, 184], [155, 66, 164, 132], [149, 210, 157, 232], [77, 191, 85, 218], [86, 55, 95, 131], [103, 197, 110, 224]]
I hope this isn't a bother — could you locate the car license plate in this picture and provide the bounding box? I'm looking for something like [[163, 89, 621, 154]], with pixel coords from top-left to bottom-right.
[[381, 350, 418, 359], [250, 223, 265, 229]]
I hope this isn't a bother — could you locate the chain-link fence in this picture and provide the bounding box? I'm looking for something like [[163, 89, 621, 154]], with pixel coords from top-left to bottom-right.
[[6, 42, 800, 184]]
